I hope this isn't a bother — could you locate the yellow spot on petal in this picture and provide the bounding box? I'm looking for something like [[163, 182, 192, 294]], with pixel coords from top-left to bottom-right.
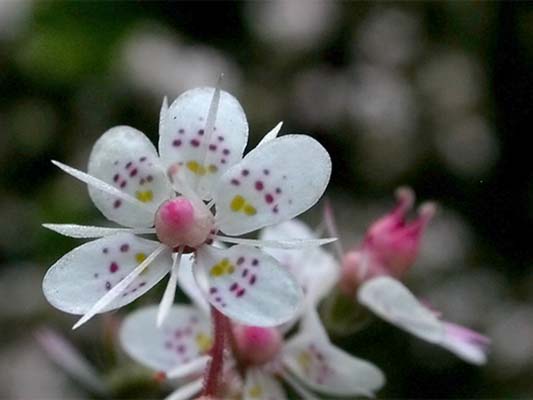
[[187, 161, 206, 176], [208, 164, 218, 173], [135, 253, 147, 263], [230, 195, 245, 212], [195, 332, 212, 353], [135, 190, 153, 203], [248, 385, 262, 398], [209, 258, 235, 277], [244, 204, 257, 216], [298, 351, 312, 371]]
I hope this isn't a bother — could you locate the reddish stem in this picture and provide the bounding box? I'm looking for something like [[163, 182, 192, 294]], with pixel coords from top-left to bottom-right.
[[202, 306, 228, 397]]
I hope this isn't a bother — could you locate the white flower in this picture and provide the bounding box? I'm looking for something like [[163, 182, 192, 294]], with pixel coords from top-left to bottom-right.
[[120, 303, 384, 400], [42, 86, 333, 329], [358, 276, 490, 365]]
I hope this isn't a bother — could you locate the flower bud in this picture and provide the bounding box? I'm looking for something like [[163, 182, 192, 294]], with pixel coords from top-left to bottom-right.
[[232, 325, 282, 366]]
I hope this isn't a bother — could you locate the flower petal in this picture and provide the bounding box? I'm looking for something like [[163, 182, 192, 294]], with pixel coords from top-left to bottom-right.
[[120, 305, 212, 372], [43, 233, 171, 315], [244, 368, 287, 400], [214, 135, 331, 236], [260, 220, 339, 306], [42, 223, 155, 238], [195, 244, 303, 326], [177, 254, 210, 314], [88, 126, 173, 228], [358, 276, 445, 343], [283, 309, 384, 397], [440, 322, 490, 365], [159, 87, 248, 200]]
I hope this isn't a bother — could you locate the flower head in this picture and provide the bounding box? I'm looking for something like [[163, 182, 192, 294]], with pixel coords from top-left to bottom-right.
[[43, 85, 333, 329], [120, 303, 384, 399]]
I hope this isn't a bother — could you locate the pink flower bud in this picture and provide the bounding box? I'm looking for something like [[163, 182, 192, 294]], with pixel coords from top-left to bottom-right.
[[155, 196, 214, 248], [338, 187, 435, 297], [232, 325, 282, 366]]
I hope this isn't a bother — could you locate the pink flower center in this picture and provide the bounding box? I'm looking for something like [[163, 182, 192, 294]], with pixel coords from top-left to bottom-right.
[[232, 325, 282, 366], [155, 196, 213, 249]]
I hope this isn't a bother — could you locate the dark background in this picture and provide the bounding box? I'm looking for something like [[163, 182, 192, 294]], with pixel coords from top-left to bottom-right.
[[0, 1, 532, 398]]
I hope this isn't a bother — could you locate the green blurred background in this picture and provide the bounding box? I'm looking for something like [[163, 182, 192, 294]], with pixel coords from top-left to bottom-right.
[[1, 1, 532, 398]]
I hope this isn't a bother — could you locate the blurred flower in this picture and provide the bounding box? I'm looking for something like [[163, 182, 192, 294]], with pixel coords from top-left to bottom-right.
[[43, 86, 331, 330], [355, 8, 423, 68], [434, 115, 499, 178], [246, 0, 339, 52], [119, 29, 241, 100], [120, 304, 384, 399], [358, 276, 489, 365], [0, 263, 47, 318], [0, 0, 32, 41]]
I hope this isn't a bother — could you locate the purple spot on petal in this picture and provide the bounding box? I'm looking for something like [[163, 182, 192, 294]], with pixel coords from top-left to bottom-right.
[[218, 136, 224, 141], [242, 169, 249, 176], [109, 262, 119, 273], [263, 169, 270, 175], [215, 296, 222, 302], [140, 156, 147, 162], [265, 194, 274, 204], [126, 162, 132, 169], [173, 139, 182, 147], [249, 274, 256, 285], [113, 174, 119, 182], [191, 139, 200, 147], [242, 269, 248, 278], [221, 159, 226, 164], [223, 148, 230, 155], [130, 168, 138, 177], [179, 128, 185, 134], [252, 259, 259, 266], [276, 187, 282, 194], [147, 175, 153, 182], [210, 287, 218, 294], [236, 288, 246, 297], [113, 200, 122, 208], [255, 181, 264, 191], [198, 129, 205, 136], [102, 248, 108, 254], [105, 281, 112, 290], [231, 179, 240, 186], [209, 144, 217, 151], [120, 244, 129, 252], [230, 282, 238, 291], [120, 181, 127, 188], [93, 273, 99, 278], [139, 282, 146, 287], [237, 257, 245, 265]]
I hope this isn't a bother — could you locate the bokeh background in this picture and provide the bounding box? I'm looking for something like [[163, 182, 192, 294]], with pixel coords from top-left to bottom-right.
[[1, 1, 533, 398]]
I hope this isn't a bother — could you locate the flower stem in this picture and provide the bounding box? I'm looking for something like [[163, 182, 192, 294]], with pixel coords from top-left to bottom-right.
[[202, 306, 228, 397]]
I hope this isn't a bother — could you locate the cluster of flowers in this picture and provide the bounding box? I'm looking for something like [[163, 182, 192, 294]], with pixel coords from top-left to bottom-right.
[[42, 86, 488, 399]]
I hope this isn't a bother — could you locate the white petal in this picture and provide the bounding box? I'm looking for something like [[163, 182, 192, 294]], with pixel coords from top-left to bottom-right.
[[87, 126, 173, 228], [43, 233, 171, 315], [214, 135, 331, 236], [195, 244, 303, 326], [157, 250, 184, 327], [159, 87, 248, 200], [42, 223, 155, 238], [120, 305, 212, 372], [244, 368, 287, 400], [283, 327, 384, 397], [280, 370, 320, 400], [440, 322, 489, 365], [260, 220, 339, 306], [165, 379, 203, 400], [257, 121, 283, 147], [358, 277, 445, 343], [177, 254, 210, 314]]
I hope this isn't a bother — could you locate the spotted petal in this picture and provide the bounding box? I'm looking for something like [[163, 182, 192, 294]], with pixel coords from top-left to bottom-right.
[[214, 135, 331, 236], [43, 233, 172, 315], [120, 305, 212, 372], [283, 308, 384, 397], [88, 126, 173, 228], [195, 244, 302, 326], [260, 220, 339, 306], [358, 276, 445, 343], [244, 368, 287, 400], [159, 87, 248, 200]]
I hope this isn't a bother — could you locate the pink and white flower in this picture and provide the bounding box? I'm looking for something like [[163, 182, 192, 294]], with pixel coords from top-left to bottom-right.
[[120, 302, 384, 400], [42, 86, 333, 329]]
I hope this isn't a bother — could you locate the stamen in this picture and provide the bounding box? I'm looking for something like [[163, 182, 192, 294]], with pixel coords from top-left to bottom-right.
[[323, 199, 344, 261], [157, 248, 184, 327], [42, 224, 155, 239], [165, 378, 203, 400], [212, 235, 337, 249], [166, 355, 211, 379], [72, 245, 166, 330], [52, 160, 150, 211]]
